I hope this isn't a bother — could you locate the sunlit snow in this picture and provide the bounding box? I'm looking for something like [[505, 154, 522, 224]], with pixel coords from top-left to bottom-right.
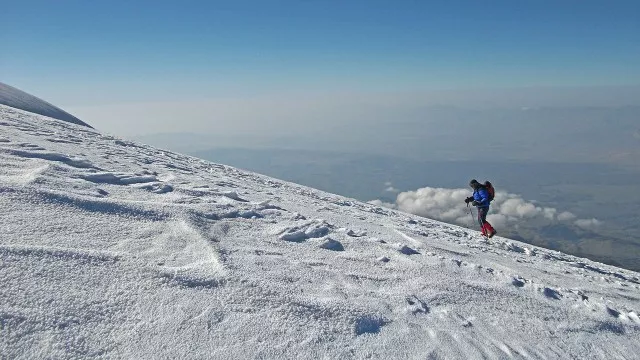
[[1, 105, 639, 359]]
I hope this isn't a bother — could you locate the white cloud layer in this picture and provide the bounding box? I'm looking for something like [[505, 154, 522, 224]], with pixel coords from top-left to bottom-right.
[[574, 218, 602, 230], [371, 187, 601, 231], [557, 211, 577, 221]]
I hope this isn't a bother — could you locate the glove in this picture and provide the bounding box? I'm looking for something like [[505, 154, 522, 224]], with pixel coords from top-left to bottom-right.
[[464, 197, 473, 204], [471, 201, 479, 206]]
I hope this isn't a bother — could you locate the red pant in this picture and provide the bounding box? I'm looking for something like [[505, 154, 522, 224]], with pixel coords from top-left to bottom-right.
[[477, 207, 495, 236]]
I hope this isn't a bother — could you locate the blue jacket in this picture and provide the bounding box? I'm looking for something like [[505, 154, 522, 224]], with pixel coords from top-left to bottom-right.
[[473, 187, 491, 208]]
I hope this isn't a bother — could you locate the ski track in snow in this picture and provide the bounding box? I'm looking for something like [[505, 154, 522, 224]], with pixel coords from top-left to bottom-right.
[[1, 105, 640, 359]]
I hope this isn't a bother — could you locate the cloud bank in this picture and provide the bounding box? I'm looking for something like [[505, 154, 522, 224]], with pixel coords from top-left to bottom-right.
[[370, 186, 601, 231]]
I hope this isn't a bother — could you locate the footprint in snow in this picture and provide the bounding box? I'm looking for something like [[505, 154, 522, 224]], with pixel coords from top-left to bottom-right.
[[346, 229, 367, 237], [290, 213, 306, 221], [354, 316, 388, 335], [406, 295, 430, 315], [278, 220, 332, 242], [221, 191, 247, 202], [512, 277, 526, 288], [606, 307, 621, 318], [501, 241, 526, 253], [579, 295, 639, 324], [543, 287, 562, 300], [396, 244, 419, 255], [135, 182, 174, 194], [319, 238, 344, 251], [570, 290, 589, 302]]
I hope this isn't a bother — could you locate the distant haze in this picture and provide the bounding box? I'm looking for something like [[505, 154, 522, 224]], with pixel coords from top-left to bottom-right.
[[132, 104, 640, 172], [68, 86, 640, 138]]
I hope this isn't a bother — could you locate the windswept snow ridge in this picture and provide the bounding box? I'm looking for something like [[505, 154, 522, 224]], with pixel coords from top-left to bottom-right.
[[1, 104, 639, 359], [0, 82, 91, 128]]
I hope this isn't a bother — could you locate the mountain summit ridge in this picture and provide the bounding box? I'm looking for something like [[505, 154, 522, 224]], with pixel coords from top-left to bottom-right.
[[0, 82, 91, 128]]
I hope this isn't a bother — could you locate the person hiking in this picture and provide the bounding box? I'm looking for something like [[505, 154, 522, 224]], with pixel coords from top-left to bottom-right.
[[465, 179, 497, 238]]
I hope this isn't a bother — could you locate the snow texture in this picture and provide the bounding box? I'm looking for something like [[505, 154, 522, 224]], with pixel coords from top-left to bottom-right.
[[0, 82, 91, 128], [1, 104, 640, 359]]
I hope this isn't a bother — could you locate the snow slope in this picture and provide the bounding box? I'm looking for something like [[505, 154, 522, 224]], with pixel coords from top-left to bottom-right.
[[0, 82, 91, 128], [1, 104, 639, 359]]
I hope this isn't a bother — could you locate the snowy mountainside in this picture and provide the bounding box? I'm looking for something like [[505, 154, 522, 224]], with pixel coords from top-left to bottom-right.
[[0, 82, 91, 128], [1, 104, 639, 359]]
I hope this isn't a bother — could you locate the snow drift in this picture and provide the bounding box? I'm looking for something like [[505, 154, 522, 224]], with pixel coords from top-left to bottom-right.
[[0, 104, 639, 359]]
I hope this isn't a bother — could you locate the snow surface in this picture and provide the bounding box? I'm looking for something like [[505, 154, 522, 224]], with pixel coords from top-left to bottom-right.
[[1, 104, 639, 359], [0, 82, 91, 128]]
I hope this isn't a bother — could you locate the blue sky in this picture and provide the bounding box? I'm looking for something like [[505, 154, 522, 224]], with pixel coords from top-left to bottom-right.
[[2, 1, 639, 106]]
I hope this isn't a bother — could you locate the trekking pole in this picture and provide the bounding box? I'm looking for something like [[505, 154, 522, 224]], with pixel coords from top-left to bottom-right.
[[469, 203, 487, 238]]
